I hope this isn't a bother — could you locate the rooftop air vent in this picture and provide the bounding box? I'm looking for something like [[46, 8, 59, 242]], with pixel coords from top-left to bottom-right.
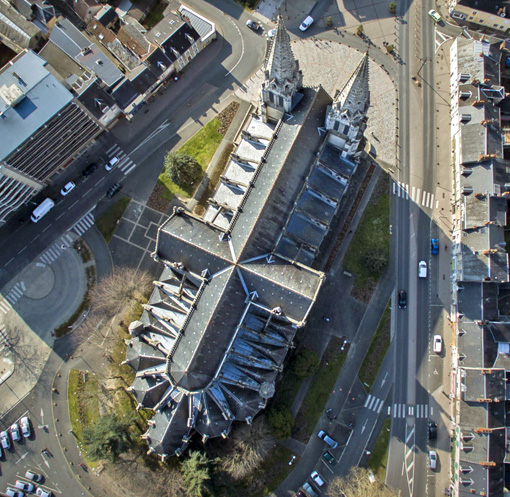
[[460, 114, 472, 123], [460, 91, 472, 99], [459, 73, 471, 83]]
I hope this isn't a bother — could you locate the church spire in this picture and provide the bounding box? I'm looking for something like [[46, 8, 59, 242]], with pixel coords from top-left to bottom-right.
[[332, 52, 370, 122], [260, 15, 303, 122]]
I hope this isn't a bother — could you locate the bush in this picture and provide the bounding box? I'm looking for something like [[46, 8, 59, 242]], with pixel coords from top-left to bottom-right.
[[267, 406, 294, 439], [291, 348, 319, 378], [164, 153, 202, 190]]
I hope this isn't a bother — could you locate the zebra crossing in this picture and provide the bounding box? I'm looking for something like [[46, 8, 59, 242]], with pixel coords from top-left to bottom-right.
[[364, 394, 385, 414], [106, 144, 136, 175], [0, 282, 23, 315], [39, 233, 74, 265], [71, 210, 95, 236], [391, 403, 429, 419], [392, 181, 437, 209]]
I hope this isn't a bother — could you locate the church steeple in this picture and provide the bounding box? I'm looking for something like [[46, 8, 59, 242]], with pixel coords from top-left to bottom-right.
[[260, 15, 303, 122], [325, 52, 370, 158]]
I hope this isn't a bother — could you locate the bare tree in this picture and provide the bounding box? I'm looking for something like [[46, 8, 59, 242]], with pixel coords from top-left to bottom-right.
[[90, 267, 153, 318], [327, 467, 396, 497], [221, 417, 274, 480]]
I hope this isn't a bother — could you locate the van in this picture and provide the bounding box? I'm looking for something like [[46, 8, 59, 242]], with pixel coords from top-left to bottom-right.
[[30, 198, 54, 223], [418, 261, 427, 278], [317, 430, 338, 448], [105, 156, 119, 171]]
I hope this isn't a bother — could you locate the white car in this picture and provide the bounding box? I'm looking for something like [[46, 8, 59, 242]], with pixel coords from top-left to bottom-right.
[[60, 181, 75, 196], [36, 488, 53, 497], [15, 481, 34, 492], [299, 16, 314, 31], [310, 470, 325, 487], [0, 429, 11, 449], [418, 260, 427, 278], [10, 422, 20, 442], [20, 416, 31, 438], [429, 449, 438, 470], [428, 9, 441, 23], [105, 156, 119, 171], [5, 488, 24, 497], [25, 470, 43, 483], [433, 335, 443, 353]]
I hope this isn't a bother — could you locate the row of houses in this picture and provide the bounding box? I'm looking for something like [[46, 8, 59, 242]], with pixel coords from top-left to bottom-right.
[[0, 0, 215, 222], [450, 36, 510, 497]]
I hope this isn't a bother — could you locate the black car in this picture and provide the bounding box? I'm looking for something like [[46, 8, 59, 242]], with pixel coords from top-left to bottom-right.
[[398, 290, 407, 309], [428, 421, 437, 440], [106, 182, 122, 198], [82, 163, 97, 177]]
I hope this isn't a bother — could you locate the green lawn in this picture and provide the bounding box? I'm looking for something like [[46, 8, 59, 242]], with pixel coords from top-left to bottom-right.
[[294, 336, 347, 440], [95, 196, 130, 243], [358, 301, 391, 390], [343, 192, 390, 288], [368, 418, 391, 480], [159, 118, 224, 200], [251, 446, 296, 497]]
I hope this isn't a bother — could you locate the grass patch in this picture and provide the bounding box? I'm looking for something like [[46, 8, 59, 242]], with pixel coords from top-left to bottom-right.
[[159, 118, 224, 200], [358, 301, 391, 390], [95, 196, 130, 243], [343, 192, 390, 289], [68, 369, 101, 466], [141, 0, 167, 29], [368, 418, 391, 480], [294, 336, 347, 440]]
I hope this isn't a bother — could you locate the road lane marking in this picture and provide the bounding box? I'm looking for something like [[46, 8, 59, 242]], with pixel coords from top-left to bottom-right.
[[17, 246, 26, 254], [225, 18, 245, 77], [55, 212, 66, 220], [42, 224, 52, 232]]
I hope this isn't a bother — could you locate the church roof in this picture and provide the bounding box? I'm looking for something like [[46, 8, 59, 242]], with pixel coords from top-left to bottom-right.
[[332, 52, 370, 120], [264, 15, 300, 87]]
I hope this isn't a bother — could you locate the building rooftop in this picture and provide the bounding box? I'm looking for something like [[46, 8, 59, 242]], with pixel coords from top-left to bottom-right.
[[0, 50, 73, 161]]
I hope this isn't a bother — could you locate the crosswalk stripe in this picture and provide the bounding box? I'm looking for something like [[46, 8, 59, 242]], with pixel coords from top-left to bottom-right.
[[411, 186, 415, 201], [364, 395, 372, 408], [0, 300, 12, 314], [377, 401, 384, 413], [429, 194, 434, 208], [121, 161, 136, 175], [5, 294, 17, 305], [368, 396, 376, 410]]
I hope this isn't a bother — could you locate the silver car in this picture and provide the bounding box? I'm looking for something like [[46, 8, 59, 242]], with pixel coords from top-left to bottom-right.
[[0, 429, 10, 449], [10, 423, 20, 442]]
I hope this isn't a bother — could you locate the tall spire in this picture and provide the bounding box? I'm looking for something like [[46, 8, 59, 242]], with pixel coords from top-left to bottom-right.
[[260, 15, 303, 121], [331, 52, 370, 123], [265, 15, 301, 87]]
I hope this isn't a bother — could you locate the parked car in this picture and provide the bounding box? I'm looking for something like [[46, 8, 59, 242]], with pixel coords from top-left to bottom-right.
[[246, 19, 260, 31], [433, 335, 443, 353], [323, 450, 336, 465], [105, 156, 119, 171], [299, 16, 314, 31], [428, 9, 441, 23], [317, 430, 338, 448], [60, 181, 75, 196], [15, 481, 34, 492], [10, 422, 20, 442], [82, 163, 97, 177], [301, 482, 317, 497], [0, 429, 11, 449], [431, 238, 439, 254], [20, 416, 31, 438], [398, 290, 407, 309], [310, 471, 325, 487], [25, 470, 44, 483], [428, 421, 437, 440], [106, 182, 122, 199], [429, 449, 438, 470], [418, 260, 427, 278], [35, 488, 53, 497], [5, 488, 24, 497]]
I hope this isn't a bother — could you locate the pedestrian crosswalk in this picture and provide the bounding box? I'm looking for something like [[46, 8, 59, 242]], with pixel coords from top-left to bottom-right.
[[71, 210, 95, 236], [0, 282, 23, 314], [392, 181, 438, 210], [39, 233, 73, 265], [391, 403, 429, 419], [106, 144, 136, 175], [364, 394, 385, 414]]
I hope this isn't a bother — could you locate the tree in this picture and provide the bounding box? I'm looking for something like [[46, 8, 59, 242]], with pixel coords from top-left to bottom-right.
[[221, 417, 274, 479], [356, 25, 364, 37], [164, 152, 202, 190], [363, 250, 388, 275], [267, 406, 294, 439], [90, 267, 153, 318], [389, 2, 397, 14], [82, 413, 134, 463], [291, 348, 319, 378], [326, 16, 333, 27], [181, 451, 211, 497], [327, 467, 396, 497]]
